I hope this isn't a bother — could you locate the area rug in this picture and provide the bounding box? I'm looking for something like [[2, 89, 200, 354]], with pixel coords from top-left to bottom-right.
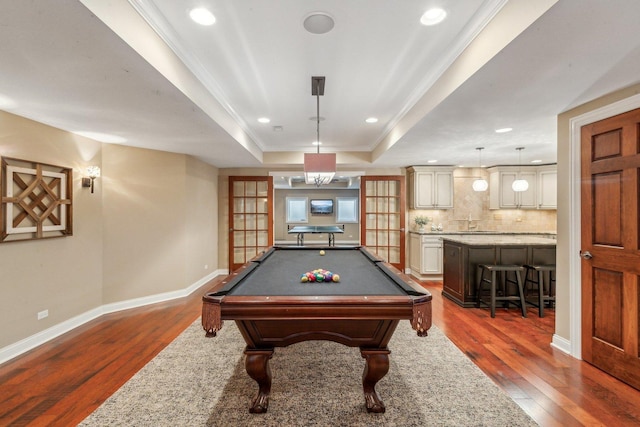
[[80, 319, 538, 426]]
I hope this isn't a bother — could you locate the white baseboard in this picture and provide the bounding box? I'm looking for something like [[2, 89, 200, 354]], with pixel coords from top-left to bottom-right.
[[0, 269, 226, 365], [550, 333, 573, 356]]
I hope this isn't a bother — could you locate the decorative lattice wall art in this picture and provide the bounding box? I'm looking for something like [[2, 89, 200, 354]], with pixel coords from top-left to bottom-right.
[[1, 157, 73, 242]]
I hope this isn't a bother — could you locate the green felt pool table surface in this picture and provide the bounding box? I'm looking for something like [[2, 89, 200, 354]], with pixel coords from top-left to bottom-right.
[[223, 246, 412, 296]]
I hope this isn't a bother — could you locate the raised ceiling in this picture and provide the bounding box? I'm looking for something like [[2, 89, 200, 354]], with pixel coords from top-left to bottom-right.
[[1, 0, 640, 187]]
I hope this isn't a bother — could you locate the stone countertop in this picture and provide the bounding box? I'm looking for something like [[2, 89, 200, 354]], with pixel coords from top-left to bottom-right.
[[440, 235, 557, 246], [409, 230, 557, 237]]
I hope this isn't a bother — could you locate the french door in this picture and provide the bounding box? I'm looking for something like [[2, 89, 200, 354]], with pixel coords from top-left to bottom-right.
[[228, 177, 273, 272], [581, 108, 640, 389], [360, 176, 406, 271]]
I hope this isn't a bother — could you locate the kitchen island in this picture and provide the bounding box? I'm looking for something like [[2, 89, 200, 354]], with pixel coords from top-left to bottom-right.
[[441, 235, 556, 307]]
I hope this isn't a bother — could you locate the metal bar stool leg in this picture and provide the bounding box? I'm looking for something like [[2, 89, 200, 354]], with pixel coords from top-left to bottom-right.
[[490, 270, 497, 318], [537, 270, 545, 317], [515, 269, 527, 318]]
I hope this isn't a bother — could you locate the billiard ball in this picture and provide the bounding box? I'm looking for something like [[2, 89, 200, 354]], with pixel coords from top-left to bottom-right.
[[332, 274, 340, 282], [319, 250, 325, 256]]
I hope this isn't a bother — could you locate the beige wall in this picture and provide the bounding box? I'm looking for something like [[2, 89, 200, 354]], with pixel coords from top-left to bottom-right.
[[0, 111, 219, 353], [101, 145, 219, 303], [555, 82, 640, 341], [0, 111, 103, 347], [185, 156, 218, 285]]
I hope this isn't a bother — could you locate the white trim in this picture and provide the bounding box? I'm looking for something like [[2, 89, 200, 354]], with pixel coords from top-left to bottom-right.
[[0, 270, 226, 365], [567, 92, 640, 359], [551, 333, 572, 355]]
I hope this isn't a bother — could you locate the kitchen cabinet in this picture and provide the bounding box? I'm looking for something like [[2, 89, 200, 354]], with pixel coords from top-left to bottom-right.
[[537, 166, 557, 209], [489, 165, 556, 210], [407, 166, 453, 209], [409, 233, 453, 279]]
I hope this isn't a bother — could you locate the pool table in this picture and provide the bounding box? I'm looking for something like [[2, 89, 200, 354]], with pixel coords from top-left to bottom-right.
[[202, 246, 432, 414]]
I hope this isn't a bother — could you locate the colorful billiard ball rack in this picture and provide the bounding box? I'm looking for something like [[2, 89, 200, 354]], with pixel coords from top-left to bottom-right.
[[300, 269, 340, 283]]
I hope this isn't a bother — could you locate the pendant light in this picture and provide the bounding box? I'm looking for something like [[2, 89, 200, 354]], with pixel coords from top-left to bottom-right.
[[511, 147, 529, 192], [472, 147, 488, 192], [304, 76, 336, 186]]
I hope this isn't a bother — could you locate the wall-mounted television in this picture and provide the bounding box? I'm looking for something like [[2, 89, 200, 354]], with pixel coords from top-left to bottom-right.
[[310, 199, 334, 215]]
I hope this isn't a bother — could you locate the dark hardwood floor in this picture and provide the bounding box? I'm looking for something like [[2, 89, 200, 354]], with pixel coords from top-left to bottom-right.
[[1, 276, 640, 426]]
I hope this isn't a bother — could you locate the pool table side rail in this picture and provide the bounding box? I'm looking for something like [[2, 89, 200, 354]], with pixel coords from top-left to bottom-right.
[[202, 294, 431, 338]]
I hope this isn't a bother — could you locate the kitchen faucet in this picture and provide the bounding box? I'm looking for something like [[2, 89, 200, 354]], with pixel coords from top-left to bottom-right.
[[466, 214, 477, 231]]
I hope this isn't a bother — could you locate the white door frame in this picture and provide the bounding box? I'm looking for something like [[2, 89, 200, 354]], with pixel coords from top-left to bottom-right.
[[567, 92, 640, 359]]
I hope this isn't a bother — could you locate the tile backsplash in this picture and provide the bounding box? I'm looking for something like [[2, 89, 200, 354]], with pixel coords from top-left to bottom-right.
[[409, 168, 557, 233]]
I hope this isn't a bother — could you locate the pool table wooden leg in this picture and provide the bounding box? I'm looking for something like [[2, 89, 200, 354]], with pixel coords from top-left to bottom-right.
[[360, 348, 391, 413], [244, 348, 274, 413]]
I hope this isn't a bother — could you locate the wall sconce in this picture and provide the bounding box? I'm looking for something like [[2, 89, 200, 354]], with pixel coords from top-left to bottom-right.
[[82, 166, 101, 193]]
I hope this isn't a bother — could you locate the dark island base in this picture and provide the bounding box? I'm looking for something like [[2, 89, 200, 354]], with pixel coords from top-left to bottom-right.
[[442, 290, 477, 307], [442, 239, 556, 308]]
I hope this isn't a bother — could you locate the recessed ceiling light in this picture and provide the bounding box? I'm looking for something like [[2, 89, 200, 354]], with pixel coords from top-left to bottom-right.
[[365, 117, 378, 123], [531, 159, 542, 163], [303, 12, 335, 34], [420, 8, 447, 26], [495, 127, 513, 133], [258, 117, 270, 123], [312, 141, 322, 146], [427, 159, 438, 163], [189, 8, 216, 26], [73, 131, 127, 143]]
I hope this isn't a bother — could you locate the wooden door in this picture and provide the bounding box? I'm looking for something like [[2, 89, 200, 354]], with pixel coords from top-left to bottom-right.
[[581, 108, 640, 389], [360, 176, 405, 271], [229, 176, 273, 272]]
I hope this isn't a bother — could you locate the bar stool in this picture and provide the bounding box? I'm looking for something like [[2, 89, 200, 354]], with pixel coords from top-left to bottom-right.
[[523, 264, 556, 317], [476, 264, 527, 318]]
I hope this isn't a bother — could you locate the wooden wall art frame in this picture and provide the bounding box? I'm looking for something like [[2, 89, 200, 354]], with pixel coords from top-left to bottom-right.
[[0, 157, 73, 242]]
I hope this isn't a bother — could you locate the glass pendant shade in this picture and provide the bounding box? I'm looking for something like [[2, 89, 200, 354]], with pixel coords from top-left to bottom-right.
[[511, 147, 528, 192], [472, 178, 489, 192], [472, 147, 488, 191], [512, 179, 529, 192]]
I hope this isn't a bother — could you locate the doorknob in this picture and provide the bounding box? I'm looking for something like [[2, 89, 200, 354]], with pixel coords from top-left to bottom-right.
[[580, 251, 593, 259]]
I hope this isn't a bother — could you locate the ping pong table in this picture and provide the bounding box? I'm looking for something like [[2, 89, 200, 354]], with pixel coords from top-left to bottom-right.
[[287, 225, 345, 246]]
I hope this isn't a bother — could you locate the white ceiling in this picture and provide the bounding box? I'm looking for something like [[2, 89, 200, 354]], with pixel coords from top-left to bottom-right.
[[1, 0, 640, 186]]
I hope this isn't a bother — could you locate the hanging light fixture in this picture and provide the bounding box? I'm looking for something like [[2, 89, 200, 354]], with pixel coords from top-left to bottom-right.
[[472, 147, 488, 192], [304, 76, 336, 186], [512, 147, 529, 192]]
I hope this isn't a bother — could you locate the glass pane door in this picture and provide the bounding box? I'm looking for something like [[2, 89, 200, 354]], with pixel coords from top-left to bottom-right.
[[229, 177, 273, 271], [360, 176, 405, 270]]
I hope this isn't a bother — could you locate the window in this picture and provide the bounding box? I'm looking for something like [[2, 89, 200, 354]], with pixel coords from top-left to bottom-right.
[[286, 197, 308, 223], [336, 197, 358, 223]]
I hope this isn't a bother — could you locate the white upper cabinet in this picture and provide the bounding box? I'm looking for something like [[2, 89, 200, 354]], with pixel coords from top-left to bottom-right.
[[537, 166, 557, 209], [489, 165, 556, 210], [408, 166, 454, 209]]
